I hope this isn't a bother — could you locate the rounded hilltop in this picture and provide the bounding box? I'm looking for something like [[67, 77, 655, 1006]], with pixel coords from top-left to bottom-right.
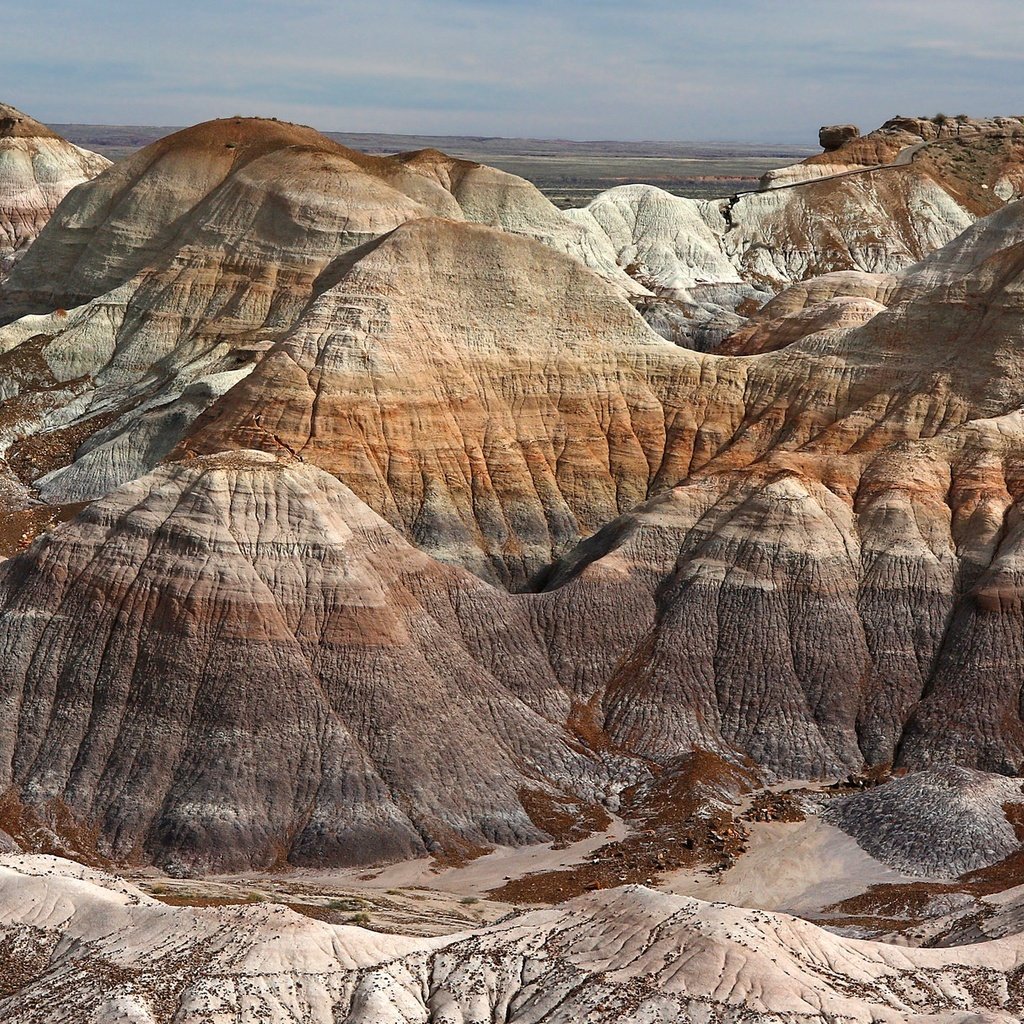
[[115, 112, 384, 171], [0, 102, 60, 139], [0, 101, 110, 278]]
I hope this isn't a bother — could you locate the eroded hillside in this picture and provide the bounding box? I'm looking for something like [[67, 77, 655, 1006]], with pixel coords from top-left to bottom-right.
[[0, 108, 1023, 879]]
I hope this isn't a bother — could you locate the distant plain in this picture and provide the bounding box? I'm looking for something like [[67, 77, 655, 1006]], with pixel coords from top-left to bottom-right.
[[53, 123, 815, 206]]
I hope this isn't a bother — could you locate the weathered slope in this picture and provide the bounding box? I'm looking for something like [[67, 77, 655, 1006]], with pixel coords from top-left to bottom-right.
[[0, 116, 464, 318], [0, 452, 613, 871], [4, 200, 1024, 844], [179, 217, 692, 585], [2, 856, 1024, 1023], [895, 198, 1024, 298], [0, 118, 642, 545], [0, 103, 109, 278], [823, 767, 1024, 877], [538, 397, 1024, 777], [0, 119, 471, 543], [727, 166, 974, 286], [717, 294, 885, 355], [182, 213, 1024, 587], [719, 199, 1024, 355], [583, 163, 975, 302]]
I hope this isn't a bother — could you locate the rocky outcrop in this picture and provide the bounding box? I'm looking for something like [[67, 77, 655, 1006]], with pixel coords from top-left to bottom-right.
[[581, 159, 973, 301], [0, 103, 109, 279], [804, 115, 1024, 210], [582, 114, 1024, 322], [3, 856, 1024, 1023], [881, 114, 1024, 141], [819, 123, 860, 150]]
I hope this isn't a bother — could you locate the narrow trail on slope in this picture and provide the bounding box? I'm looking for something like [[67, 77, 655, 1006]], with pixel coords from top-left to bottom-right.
[[717, 140, 932, 213]]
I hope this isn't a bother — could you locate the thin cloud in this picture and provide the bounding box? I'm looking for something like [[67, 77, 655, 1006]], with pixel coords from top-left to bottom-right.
[[6, 0, 1023, 141]]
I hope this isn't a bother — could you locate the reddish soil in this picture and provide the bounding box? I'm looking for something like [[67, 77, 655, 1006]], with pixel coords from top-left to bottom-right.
[[519, 788, 611, 849], [490, 750, 755, 904], [743, 790, 806, 824], [0, 501, 90, 557], [0, 790, 114, 869]]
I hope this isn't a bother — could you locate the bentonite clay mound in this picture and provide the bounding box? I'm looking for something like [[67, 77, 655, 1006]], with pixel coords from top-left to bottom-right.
[[0, 451, 627, 871], [4, 109, 1024, 872], [824, 767, 1024, 877]]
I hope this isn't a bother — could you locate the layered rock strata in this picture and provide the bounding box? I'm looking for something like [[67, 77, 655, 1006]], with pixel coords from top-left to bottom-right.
[[0, 104, 109, 278], [2, 113, 1024, 868]]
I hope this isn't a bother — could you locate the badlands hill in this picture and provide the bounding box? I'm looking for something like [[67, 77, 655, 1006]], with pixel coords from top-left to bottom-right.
[[0, 104, 109, 279], [1, 105, 1024, 884], [3, 856, 1024, 1024]]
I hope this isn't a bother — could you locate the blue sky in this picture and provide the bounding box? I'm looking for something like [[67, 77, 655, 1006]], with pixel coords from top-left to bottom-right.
[[8, 0, 1024, 142]]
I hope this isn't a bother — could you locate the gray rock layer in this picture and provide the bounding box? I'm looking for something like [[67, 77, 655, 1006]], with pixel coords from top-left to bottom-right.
[[2, 114, 1024, 869], [824, 767, 1024, 877]]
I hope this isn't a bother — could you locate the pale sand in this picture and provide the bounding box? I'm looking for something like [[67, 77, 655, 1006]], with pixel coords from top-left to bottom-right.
[[660, 814, 923, 915], [275, 811, 630, 895]]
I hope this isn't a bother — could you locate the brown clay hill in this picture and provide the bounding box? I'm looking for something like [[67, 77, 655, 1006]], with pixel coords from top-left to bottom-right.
[[0, 115, 631, 322], [0, 451, 620, 871], [181, 210, 1024, 586], [0, 115, 463, 318], [0, 104, 61, 140], [0, 115, 633, 555]]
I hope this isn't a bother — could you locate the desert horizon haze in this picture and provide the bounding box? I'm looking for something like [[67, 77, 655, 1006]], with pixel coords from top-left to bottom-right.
[[5, 4, 1024, 1022]]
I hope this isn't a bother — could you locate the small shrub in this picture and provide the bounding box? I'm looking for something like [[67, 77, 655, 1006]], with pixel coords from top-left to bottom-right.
[[327, 898, 366, 911]]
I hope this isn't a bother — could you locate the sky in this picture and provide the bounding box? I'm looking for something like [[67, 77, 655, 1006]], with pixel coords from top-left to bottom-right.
[[7, 0, 1024, 143]]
